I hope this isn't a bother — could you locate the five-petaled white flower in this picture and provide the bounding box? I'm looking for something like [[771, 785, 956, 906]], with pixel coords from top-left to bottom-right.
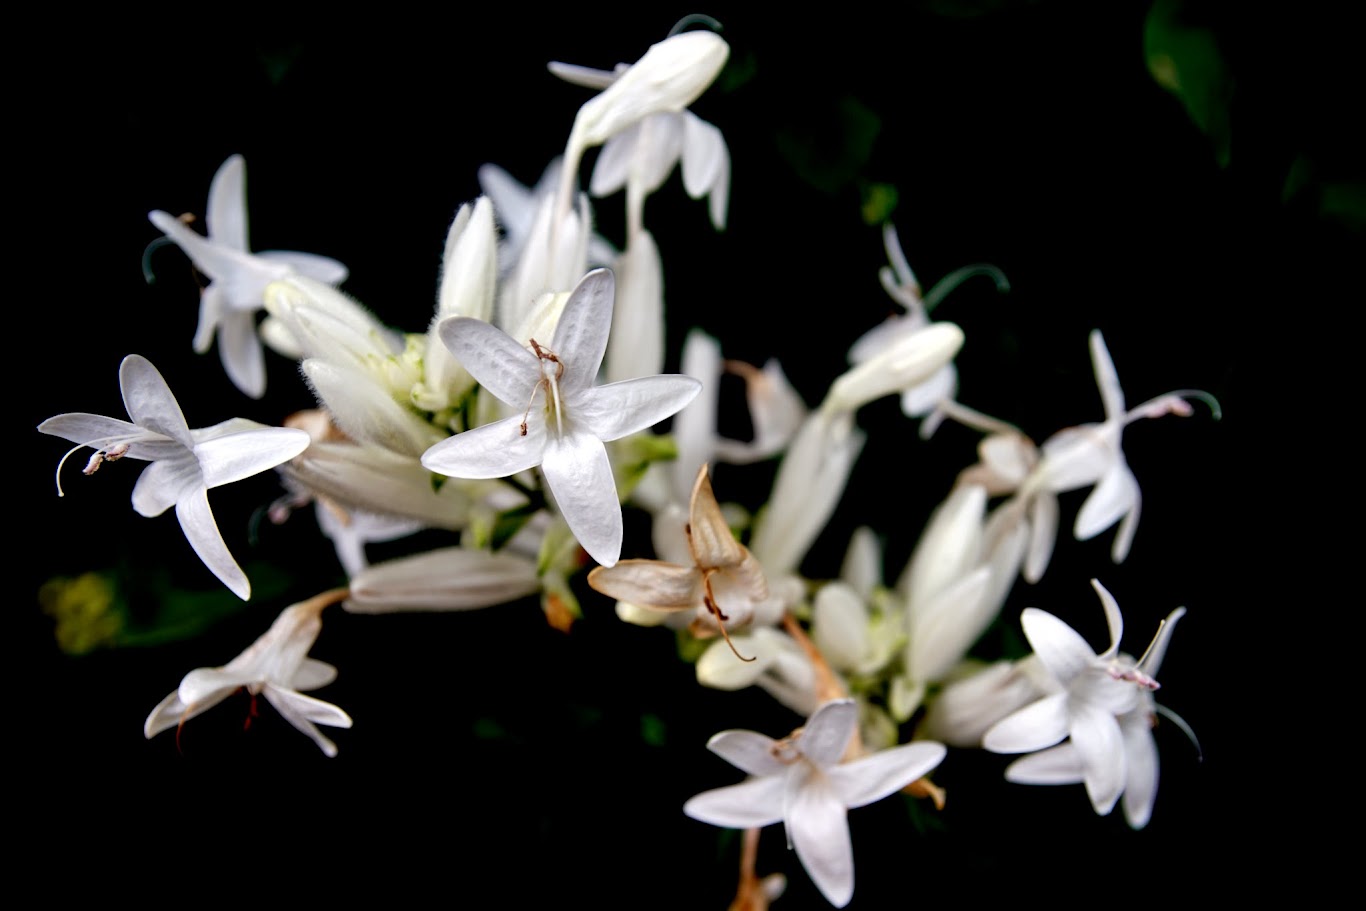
[[39, 354, 311, 599], [684, 699, 946, 908], [144, 589, 352, 757], [983, 579, 1186, 823], [420, 268, 701, 567], [149, 154, 348, 398]]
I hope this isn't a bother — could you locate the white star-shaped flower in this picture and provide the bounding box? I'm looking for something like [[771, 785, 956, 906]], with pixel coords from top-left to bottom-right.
[[420, 269, 701, 567], [149, 154, 348, 398], [144, 590, 352, 757], [983, 579, 1183, 819], [684, 699, 946, 908], [39, 355, 311, 599]]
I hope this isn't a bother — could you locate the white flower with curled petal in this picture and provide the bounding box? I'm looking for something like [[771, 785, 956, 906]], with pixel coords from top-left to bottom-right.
[[143, 589, 352, 757], [420, 269, 701, 567], [684, 699, 947, 908], [984, 579, 1177, 818], [148, 155, 348, 398], [39, 355, 311, 600], [1031, 330, 1219, 563]]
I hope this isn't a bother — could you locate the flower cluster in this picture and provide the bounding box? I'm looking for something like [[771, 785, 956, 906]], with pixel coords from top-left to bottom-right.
[[38, 18, 1220, 908]]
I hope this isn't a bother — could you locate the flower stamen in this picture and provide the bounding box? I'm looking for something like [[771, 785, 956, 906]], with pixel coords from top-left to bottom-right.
[[520, 339, 567, 436]]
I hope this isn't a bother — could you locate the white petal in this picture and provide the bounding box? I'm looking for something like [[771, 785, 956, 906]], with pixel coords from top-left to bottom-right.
[[551, 269, 614, 394], [787, 770, 855, 908], [547, 59, 620, 90], [541, 430, 621, 566], [437, 197, 498, 322], [195, 426, 309, 489], [603, 230, 664, 384], [39, 413, 156, 453], [215, 310, 266, 399], [800, 700, 858, 767], [1070, 700, 1126, 815], [143, 685, 235, 739], [577, 374, 703, 443], [148, 210, 261, 289], [1003, 742, 1085, 784], [1137, 606, 1186, 677], [290, 658, 338, 691], [1074, 458, 1138, 543], [119, 355, 193, 447], [899, 483, 986, 611], [262, 687, 351, 758], [672, 330, 721, 499], [1023, 491, 1059, 583], [1089, 579, 1125, 660], [900, 363, 957, 419], [825, 323, 964, 414], [983, 692, 1070, 754], [680, 113, 726, 201], [1120, 713, 1159, 828], [683, 775, 786, 829], [175, 485, 250, 599], [1088, 330, 1126, 421], [840, 528, 882, 603], [421, 415, 546, 480], [256, 250, 349, 285], [131, 457, 200, 518], [1020, 607, 1098, 683], [438, 316, 540, 407], [812, 582, 871, 672], [830, 741, 947, 809], [302, 360, 442, 458], [707, 730, 786, 778], [193, 283, 225, 354], [206, 154, 248, 251]]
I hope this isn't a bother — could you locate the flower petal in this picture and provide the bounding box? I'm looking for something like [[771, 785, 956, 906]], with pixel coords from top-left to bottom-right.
[[830, 741, 947, 809], [577, 374, 702, 443], [1070, 700, 1126, 815], [707, 730, 787, 778], [261, 686, 350, 758], [131, 457, 200, 518], [1073, 457, 1138, 544], [1120, 712, 1159, 828], [1020, 607, 1097, 683], [437, 316, 541, 407], [195, 426, 310, 490], [983, 692, 1070, 754], [800, 700, 858, 767], [586, 560, 701, 609], [684, 775, 786, 829], [175, 484, 250, 600], [541, 429, 621, 566], [787, 769, 855, 908], [1003, 742, 1085, 784], [215, 310, 266, 399], [206, 154, 248, 251], [1089, 329, 1126, 421], [551, 268, 614, 393], [120, 355, 193, 447], [422, 415, 547, 480]]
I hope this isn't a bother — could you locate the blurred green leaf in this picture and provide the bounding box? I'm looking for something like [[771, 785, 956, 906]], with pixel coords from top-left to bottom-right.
[[1144, 0, 1233, 166]]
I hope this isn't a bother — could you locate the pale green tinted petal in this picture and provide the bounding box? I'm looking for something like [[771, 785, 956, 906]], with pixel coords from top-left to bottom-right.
[[195, 427, 309, 489], [437, 316, 539, 407], [541, 430, 621, 567], [175, 485, 250, 599], [206, 154, 248, 251], [1071, 700, 1126, 815], [131, 457, 200, 517], [577, 374, 702, 442], [120, 355, 192, 447], [1120, 713, 1159, 828], [800, 700, 858, 767], [787, 769, 854, 908], [586, 560, 701, 608], [830, 741, 947, 809], [683, 775, 786, 829], [707, 730, 786, 778], [1003, 742, 1085, 784], [1020, 607, 1097, 682], [303, 360, 442, 458], [813, 582, 870, 672], [983, 692, 1070, 753], [551, 269, 614, 393], [422, 415, 546, 480]]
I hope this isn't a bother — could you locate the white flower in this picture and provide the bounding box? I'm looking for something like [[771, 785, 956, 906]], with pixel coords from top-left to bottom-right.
[[1032, 330, 1218, 563], [144, 590, 352, 757], [683, 699, 946, 908], [148, 154, 348, 398], [39, 355, 310, 599], [420, 268, 701, 567], [983, 579, 1183, 819]]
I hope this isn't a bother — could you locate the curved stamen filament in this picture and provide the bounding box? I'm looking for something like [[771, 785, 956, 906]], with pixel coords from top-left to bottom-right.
[[702, 569, 755, 663]]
